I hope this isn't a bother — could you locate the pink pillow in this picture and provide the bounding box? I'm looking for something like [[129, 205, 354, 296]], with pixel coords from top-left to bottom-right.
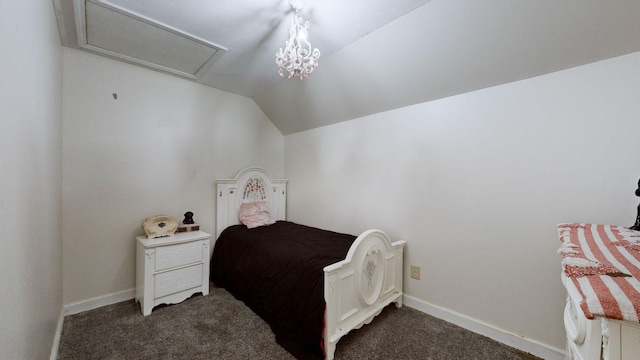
[[238, 201, 275, 229]]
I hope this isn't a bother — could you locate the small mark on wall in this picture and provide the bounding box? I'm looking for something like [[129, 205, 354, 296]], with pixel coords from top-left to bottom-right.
[[112, 93, 118, 100]]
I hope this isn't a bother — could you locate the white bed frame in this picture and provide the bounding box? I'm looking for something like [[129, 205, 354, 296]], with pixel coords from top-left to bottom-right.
[[216, 167, 406, 360]]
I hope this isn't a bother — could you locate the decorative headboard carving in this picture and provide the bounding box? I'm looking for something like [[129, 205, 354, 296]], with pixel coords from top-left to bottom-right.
[[243, 177, 268, 202], [216, 167, 287, 238]]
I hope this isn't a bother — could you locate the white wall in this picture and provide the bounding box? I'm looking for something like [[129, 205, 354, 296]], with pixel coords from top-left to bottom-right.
[[0, 0, 63, 358], [285, 51, 640, 356], [62, 48, 284, 304]]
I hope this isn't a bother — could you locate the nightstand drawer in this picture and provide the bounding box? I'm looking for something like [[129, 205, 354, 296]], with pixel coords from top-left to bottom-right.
[[155, 241, 203, 271], [154, 264, 203, 298]]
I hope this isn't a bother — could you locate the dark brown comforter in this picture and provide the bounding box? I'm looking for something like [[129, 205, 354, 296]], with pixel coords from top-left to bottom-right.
[[210, 221, 356, 359]]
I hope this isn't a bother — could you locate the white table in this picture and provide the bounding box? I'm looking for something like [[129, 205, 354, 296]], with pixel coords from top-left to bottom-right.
[[135, 231, 211, 315]]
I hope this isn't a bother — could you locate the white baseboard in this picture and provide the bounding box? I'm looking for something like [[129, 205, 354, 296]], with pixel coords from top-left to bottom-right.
[[49, 308, 65, 360], [403, 294, 565, 360], [64, 288, 135, 316]]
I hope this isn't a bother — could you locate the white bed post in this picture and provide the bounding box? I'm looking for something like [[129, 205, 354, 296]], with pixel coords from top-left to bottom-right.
[[215, 181, 239, 238], [394, 243, 405, 308], [324, 271, 339, 360]]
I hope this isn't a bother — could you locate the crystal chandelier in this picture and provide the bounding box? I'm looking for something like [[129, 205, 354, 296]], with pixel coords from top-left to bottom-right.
[[275, 9, 320, 79]]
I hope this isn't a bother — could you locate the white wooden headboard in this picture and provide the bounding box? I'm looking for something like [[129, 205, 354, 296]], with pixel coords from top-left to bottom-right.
[[215, 167, 288, 238]]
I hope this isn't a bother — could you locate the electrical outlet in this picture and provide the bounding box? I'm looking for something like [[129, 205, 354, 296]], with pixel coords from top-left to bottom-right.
[[410, 264, 420, 280]]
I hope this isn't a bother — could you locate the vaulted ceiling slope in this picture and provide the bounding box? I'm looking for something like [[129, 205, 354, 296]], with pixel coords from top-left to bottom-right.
[[54, 1, 640, 135]]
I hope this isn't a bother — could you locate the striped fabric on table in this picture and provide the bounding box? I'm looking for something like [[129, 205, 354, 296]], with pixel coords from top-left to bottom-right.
[[558, 223, 640, 322]]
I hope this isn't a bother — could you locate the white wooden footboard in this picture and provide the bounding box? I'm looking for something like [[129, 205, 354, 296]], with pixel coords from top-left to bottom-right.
[[323, 229, 406, 360]]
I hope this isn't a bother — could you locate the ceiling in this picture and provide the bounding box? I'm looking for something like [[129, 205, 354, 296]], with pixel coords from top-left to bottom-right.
[[54, 0, 640, 135]]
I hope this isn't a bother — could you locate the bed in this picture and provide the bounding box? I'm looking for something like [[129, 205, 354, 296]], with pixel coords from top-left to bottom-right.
[[210, 167, 406, 359]]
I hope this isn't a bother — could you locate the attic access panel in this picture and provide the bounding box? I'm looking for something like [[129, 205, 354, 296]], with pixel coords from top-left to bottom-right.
[[74, 0, 227, 80]]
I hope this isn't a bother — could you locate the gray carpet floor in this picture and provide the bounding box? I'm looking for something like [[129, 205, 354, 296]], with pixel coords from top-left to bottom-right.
[[58, 285, 541, 360]]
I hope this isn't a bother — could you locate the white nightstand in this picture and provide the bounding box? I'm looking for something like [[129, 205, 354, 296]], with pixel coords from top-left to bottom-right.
[[135, 231, 211, 315]]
